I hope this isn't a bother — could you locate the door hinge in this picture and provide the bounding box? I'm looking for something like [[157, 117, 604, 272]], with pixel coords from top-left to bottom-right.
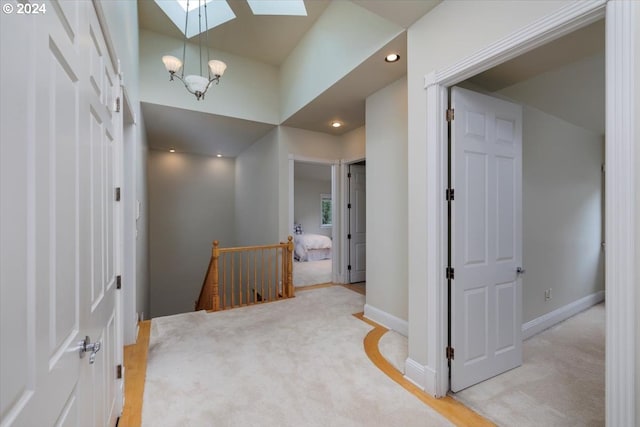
[[446, 346, 455, 361], [446, 108, 455, 122], [347, 264, 352, 271], [115, 187, 121, 202], [347, 234, 351, 239], [116, 364, 123, 379], [116, 275, 122, 289], [446, 188, 455, 201], [348, 203, 352, 209], [348, 172, 352, 178], [115, 97, 121, 113], [446, 267, 455, 280]]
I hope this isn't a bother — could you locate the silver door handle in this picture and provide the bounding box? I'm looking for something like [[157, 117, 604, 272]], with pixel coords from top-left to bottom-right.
[[77, 336, 102, 364], [516, 267, 526, 275]]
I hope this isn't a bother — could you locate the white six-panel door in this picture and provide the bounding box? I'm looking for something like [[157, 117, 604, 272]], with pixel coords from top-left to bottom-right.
[[348, 164, 366, 283], [450, 87, 523, 392], [0, 1, 122, 425]]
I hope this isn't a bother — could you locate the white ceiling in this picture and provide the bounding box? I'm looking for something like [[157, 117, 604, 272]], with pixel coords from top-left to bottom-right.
[[142, 102, 275, 156], [141, 2, 605, 159], [139, 0, 441, 156], [468, 20, 605, 134]]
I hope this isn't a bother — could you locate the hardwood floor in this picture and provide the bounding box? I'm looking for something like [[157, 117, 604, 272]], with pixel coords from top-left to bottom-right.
[[341, 281, 366, 295], [119, 321, 151, 427], [354, 313, 495, 427]]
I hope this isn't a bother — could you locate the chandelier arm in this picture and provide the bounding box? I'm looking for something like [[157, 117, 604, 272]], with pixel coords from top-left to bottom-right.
[[182, 0, 189, 79], [198, 0, 203, 77], [204, 0, 210, 77]]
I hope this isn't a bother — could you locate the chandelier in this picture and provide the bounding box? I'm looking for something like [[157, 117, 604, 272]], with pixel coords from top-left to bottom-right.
[[161, 0, 227, 101]]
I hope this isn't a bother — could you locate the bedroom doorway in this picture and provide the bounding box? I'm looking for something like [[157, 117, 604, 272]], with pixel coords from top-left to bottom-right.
[[292, 161, 334, 287]]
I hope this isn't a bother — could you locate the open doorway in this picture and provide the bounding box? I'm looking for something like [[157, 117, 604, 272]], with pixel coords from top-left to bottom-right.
[[292, 161, 334, 287], [447, 20, 605, 425]]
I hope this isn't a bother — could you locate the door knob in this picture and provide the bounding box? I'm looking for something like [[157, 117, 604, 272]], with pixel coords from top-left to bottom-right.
[[516, 267, 526, 275], [77, 336, 102, 364]]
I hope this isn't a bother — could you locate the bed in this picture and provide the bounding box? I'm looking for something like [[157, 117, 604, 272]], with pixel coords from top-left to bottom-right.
[[293, 233, 332, 262]]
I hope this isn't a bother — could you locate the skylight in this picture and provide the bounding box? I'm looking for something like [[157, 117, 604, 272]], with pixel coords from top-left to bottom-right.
[[246, 0, 307, 16], [154, 0, 236, 38], [176, 0, 214, 12]]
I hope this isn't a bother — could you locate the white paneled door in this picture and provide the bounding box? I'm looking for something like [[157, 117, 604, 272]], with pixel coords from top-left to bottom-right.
[[348, 164, 366, 283], [450, 87, 523, 392], [0, 2, 122, 426]]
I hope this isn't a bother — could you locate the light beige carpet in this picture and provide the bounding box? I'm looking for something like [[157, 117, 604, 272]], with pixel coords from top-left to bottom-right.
[[453, 303, 605, 426], [293, 258, 332, 287], [377, 304, 605, 427], [142, 286, 453, 427]]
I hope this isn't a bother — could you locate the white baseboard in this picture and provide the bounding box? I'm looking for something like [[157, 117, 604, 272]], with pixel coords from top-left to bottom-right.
[[522, 290, 605, 340], [363, 304, 408, 336], [404, 358, 442, 397]]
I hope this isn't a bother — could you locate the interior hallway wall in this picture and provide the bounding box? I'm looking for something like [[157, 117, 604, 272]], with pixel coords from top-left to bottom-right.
[[148, 150, 236, 317], [365, 76, 408, 326], [407, 0, 574, 370], [519, 106, 604, 323]]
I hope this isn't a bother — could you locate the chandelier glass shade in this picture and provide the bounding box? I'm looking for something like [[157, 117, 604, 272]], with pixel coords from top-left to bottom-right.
[[162, 0, 227, 101]]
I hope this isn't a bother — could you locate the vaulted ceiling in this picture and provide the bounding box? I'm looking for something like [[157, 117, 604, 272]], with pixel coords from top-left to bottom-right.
[[139, 1, 605, 158]]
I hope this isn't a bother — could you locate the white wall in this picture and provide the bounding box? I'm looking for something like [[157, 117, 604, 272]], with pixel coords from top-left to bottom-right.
[[139, 30, 279, 125], [148, 150, 236, 317], [407, 0, 571, 367], [235, 128, 281, 246], [340, 126, 366, 160], [279, 1, 402, 121], [519, 106, 604, 322], [294, 178, 332, 237], [365, 76, 408, 323], [634, 5, 640, 420]]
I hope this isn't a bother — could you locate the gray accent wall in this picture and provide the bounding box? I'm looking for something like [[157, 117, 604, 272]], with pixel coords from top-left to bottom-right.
[[148, 150, 236, 318], [294, 176, 332, 237]]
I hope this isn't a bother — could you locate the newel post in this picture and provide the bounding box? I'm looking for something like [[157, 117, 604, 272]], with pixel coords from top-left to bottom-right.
[[287, 235, 294, 297], [211, 240, 220, 311]]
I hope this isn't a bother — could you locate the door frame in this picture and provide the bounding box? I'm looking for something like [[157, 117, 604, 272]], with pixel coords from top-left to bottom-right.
[[419, 1, 636, 424], [342, 158, 366, 284], [288, 155, 340, 283]]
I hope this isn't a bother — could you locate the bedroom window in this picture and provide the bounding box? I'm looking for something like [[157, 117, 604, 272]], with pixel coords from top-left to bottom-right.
[[321, 194, 332, 227]]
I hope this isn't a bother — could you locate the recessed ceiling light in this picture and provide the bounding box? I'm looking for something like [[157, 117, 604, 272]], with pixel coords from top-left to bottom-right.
[[217, 154, 222, 158], [385, 53, 400, 63], [331, 121, 342, 128], [169, 148, 176, 153]]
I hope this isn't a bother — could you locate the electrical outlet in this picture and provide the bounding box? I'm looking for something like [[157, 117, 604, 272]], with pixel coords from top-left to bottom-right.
[[544, 289, 552, 301]]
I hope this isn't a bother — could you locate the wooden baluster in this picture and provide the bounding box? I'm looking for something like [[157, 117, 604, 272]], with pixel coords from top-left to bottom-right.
[[222, 253, 226, 309], [246, 251, 250, 304], [274, 248, 279, 299], [267, 250, 272, 301], [253, 250, 258, 303], [287, 236, 294, 298], [212, 241, 220, 311], [238, 252, 245, 306], [231, 253, 235, 308], [261, 249, 265, 302]]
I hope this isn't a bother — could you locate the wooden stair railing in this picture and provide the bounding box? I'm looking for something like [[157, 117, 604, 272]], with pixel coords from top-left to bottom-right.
[[196, 236, 295, 311]]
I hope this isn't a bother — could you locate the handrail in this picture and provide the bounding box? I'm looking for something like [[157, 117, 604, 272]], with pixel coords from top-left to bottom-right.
[[196, 236, 294, 311]]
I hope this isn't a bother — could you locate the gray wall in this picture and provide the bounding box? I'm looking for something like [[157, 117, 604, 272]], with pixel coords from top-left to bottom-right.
[[235, 128, 281, 246], [294, 177, 332, 237], [520, 106, 604, 323], [148, 150, 236, 318], [365, 76, 409, 323]]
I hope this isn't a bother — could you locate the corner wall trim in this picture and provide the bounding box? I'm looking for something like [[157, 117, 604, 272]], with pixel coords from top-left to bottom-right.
[[522, 291, 605, 340], [364, 304, 408, 337]]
